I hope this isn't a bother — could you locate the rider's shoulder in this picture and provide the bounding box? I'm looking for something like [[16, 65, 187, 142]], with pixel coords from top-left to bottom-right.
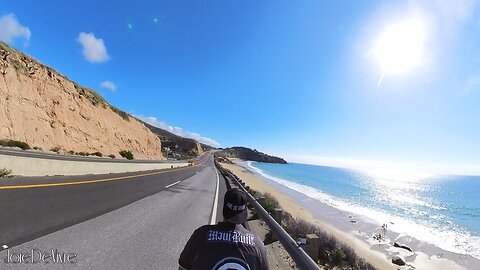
[[193, 224, 218, 234], [194, 222, 235, 234]]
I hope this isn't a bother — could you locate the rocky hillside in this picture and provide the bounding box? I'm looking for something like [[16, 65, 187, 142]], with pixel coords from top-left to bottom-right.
[[138, 120, 214, 159], [0, 41, 163, 160], [218, 147, 287, 164]]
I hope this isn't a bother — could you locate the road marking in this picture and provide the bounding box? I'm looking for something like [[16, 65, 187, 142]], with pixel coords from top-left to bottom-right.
[[165, 181, 181, 189], [210, 167, 220, 225], [0, 149, 169, 162], [0, 156, 209, 190]]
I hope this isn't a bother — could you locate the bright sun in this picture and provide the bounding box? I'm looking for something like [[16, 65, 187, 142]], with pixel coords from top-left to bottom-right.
[[374, 19, 425, 77]]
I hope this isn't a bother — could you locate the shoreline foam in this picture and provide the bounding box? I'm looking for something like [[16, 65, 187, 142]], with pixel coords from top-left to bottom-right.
[[221, 159, 480, 270], [245, 161, 480, 261]]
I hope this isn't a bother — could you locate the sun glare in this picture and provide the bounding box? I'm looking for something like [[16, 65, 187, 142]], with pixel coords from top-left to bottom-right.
[[374, 19, 425, 77]]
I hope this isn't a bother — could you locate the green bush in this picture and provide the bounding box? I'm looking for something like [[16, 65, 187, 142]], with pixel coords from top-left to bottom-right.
[[50, 146, 61, 153], [33, 146, 43, 151], [76, 152, 90, 156], [67, 150, 75, 155], [73, 83, 106, 106], [333, 248, 346, 265], [0, 139, 31, 150], [260, 193, 280, 214], [91, 151, 103, 157], [108, 154, 116, 159], [0, 168, 13, 178], [263, 198, 276, 214], [119, 150, 134, 160], [110, 106, 130, 121]]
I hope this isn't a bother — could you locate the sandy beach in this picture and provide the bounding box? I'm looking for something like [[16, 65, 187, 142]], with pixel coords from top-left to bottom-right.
[[220, 159, 478, 270]]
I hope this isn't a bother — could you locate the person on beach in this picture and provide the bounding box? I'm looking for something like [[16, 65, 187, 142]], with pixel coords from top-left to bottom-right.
[[179, 188, 269, 270]]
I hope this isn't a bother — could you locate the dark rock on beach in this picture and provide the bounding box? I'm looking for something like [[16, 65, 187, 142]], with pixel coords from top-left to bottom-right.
[[394, 242, 413, 252], [392, 255, 406, 266]]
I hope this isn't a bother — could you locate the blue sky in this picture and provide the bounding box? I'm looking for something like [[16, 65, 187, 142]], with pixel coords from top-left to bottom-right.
[[2, 1, 480, 173]]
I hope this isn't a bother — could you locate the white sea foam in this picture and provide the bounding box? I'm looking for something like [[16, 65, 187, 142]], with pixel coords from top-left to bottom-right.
[[245, 161, 480, 260]]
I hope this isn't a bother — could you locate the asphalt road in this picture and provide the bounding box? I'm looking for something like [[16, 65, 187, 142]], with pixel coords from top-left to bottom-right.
[[0, 152, 228, 269], [0, 147, 188, 163]]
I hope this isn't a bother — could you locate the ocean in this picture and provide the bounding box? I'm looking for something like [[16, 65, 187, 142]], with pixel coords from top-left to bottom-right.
[[244, 161, 480, 260]]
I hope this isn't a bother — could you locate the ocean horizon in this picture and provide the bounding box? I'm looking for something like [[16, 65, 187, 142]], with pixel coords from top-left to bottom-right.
[[244, 161, 480, 261]]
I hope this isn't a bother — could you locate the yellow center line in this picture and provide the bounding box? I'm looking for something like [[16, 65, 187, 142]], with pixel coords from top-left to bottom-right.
[[0, 156, 210, 190]]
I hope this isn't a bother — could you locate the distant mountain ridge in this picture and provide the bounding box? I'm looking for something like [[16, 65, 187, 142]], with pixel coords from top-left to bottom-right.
[[218, 147, 287, 164]]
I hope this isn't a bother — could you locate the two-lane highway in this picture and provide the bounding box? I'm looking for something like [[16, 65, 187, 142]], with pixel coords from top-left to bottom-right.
[[0, 152, 228, 269], [0, 147, 186, 164]]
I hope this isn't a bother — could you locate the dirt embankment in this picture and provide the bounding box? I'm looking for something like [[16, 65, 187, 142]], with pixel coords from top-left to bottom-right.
[[0, 42, 163, 160]]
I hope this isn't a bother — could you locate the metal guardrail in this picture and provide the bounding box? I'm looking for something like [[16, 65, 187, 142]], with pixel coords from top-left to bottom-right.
[[215, 161, 321, 270]]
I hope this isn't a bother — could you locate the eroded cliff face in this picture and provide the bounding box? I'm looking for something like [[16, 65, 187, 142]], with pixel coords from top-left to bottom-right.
[[195, 141, 204, 155], [0, 42, 163, 160]]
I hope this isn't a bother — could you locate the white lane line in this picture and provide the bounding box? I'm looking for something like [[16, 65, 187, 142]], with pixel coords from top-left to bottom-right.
[[165, 181, 181, 189], [210, 167, 220, 225]]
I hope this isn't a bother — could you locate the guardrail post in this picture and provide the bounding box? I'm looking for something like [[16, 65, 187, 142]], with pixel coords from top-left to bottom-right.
[[273, 208, 283, 224], [257, 196, 266, 206], [270, 208, 283, 242], [305, 234, 319, 262]]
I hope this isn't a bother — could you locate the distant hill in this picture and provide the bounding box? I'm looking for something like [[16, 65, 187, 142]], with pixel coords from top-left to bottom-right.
[[217, 147, 287, 164], [137, 119, 215, 160]]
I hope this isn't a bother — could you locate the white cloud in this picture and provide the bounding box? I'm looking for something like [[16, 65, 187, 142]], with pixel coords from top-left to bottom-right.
[[100, 80, 116, 91], [134, 115, 221, 148], [77, 32, 109, 63], [0, 13, 31, 45]]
